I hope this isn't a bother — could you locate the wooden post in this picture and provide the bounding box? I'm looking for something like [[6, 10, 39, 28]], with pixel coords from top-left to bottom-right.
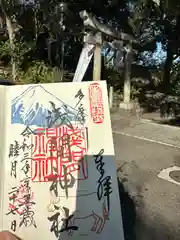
[[123, 63, 131, 103], [93, 32, 102, 81], [119, 43, 133, 110]]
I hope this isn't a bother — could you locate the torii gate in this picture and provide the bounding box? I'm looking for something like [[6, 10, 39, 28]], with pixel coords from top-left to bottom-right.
[[73, 10, 136, 109]]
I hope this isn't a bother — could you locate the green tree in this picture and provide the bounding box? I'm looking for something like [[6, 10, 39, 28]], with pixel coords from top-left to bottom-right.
[[0, 0, 23, 81], [130, 0, 180, 93]]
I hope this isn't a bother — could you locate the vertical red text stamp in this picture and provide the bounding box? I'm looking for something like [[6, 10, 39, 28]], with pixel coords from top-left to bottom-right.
[[31, 125, 88, 182], [88, 83, 104, 124]]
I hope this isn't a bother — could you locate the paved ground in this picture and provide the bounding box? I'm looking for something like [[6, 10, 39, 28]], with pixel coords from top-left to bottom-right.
[[111, 114, 180, 240]]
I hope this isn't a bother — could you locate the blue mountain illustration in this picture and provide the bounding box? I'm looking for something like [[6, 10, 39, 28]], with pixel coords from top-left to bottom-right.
[[11, 85, 84, 127]]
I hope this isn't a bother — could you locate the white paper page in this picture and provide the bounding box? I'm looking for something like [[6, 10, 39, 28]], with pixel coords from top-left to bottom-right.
[[1, 81, 124, 240]]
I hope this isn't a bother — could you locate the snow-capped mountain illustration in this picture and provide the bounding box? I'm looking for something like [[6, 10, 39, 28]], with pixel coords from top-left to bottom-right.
[[11, 85, 84, 127]]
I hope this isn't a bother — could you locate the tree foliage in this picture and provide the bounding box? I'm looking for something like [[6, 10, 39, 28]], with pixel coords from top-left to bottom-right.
[[0, 0, 180, 103]]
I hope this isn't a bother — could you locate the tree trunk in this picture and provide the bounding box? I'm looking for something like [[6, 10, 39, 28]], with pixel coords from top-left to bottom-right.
[[2, 6, 17, 82], [162, 42, 173, 93]]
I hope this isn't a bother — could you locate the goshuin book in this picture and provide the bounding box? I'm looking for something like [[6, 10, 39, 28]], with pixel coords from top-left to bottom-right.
[[0, 81, 124, 240]]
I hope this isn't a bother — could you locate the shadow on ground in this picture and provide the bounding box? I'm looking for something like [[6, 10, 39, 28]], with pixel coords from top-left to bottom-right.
[[118, 177, 180, 240], [135, 214, 180, 240], [117, 178, 136, 240], [153, 117, 180, 127]]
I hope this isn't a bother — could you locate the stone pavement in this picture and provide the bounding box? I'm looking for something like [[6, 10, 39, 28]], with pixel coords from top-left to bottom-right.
[[111, 110, 180, 240]]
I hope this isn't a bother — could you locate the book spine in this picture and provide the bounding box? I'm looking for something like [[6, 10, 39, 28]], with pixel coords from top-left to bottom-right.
[[0, 86, 7, 230]]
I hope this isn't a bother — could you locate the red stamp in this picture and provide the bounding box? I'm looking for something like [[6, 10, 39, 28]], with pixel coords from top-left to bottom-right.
[[31, 125, 88, 182], [7, 182, 34, 216], [88, 83, 104, 124]]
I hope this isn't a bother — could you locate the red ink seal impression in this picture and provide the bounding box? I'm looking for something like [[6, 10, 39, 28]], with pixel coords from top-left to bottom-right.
[[88, 83, 104, 124], [31, 125, 88, 182]]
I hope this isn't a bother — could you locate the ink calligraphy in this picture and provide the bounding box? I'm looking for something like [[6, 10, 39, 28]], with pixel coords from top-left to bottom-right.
[[9, 140, 33, 159], [75, 89, 84, 107], [11, 220, 17, 232], [7, 125, 37, 230], [47, 101, 74, 129], [9, 141, 20, 158], [48, 207, 78, 237], [19, 149, 36, 228], [75, 89, 86, 123], [49, 166, 76, 199], [77, 103, 85, 123], [10, 160, 17, 178], [21, 126, 34, 137], [6, 181, 35, 217], [60, 207, 78, 235], [94, 149, 112, 213]]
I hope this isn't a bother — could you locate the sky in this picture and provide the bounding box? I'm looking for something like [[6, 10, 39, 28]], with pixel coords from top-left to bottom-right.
[[140, 42, 167, 66], [143, 42, 180, 65], [152, 42, 167, 63], [103, 41, 167, 67]]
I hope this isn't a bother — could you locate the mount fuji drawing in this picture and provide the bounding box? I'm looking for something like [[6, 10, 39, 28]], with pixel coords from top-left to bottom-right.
[[11, 85, 83, 127]]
